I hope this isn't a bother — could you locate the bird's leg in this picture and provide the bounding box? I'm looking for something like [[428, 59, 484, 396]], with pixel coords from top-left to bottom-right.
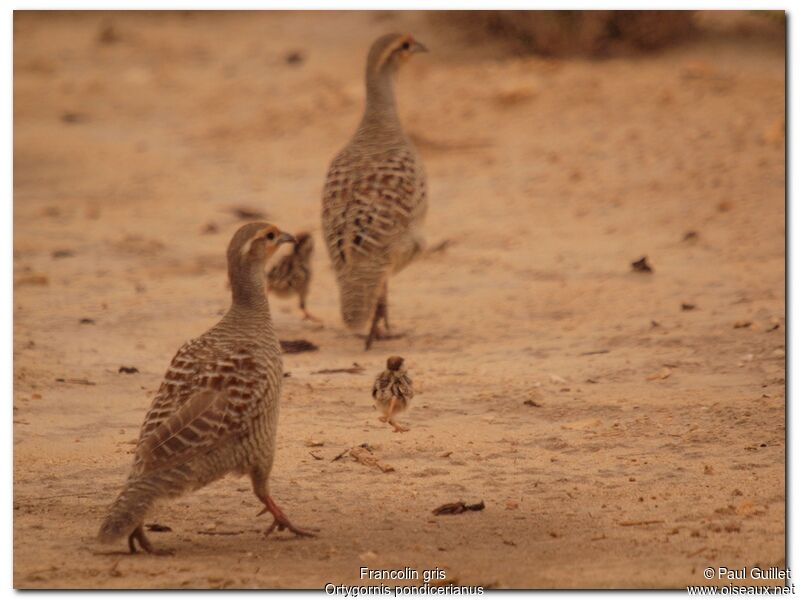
[[251, 471, 316, 538], [364, 299, 384, 351], [376, 284, 403, 340], [364, 284, 403, 350], [299, 295, 323, 324], [127, 524, 173, 556], [380, 281, 391, 333], [378, 404, 389, 423], [256, 494, 317, 538], [386, 397, 409, 433]]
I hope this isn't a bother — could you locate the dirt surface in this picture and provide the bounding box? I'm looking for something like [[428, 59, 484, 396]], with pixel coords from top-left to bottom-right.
[[13, 11, 785, 589]]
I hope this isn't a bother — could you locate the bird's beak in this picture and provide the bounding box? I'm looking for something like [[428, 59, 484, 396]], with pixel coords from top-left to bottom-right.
[[278, 232, 296, 245], [412, 40, 428, 54]]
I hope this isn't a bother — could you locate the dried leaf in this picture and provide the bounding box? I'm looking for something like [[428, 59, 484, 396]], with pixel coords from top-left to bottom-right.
[[227, 206, 266, 220], [433, 500, 485, 516], [280, 339, 319, 354], [118, 366, 139, 374], [285, 50, 305, 65], [631, 256, 653, 273], [682, 231, 699, 242]]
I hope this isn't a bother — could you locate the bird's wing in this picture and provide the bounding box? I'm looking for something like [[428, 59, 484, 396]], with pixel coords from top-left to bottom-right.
[[132, 339, 267, 474], [135, 388, 234, 472], [400, 374, 414, 401], [322, 147, 427, 274]]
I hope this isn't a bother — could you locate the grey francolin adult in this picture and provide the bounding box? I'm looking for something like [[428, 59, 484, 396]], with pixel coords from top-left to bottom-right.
[[98, 222, 316, 555], [321, 33, 428, 350], [266, 231, 320, 322], [372, 355, 414, 433]]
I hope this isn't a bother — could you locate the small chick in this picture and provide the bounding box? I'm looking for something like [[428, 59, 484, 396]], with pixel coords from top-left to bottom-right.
[[372, 356, 413, 433], [266, 232, 320, 322]]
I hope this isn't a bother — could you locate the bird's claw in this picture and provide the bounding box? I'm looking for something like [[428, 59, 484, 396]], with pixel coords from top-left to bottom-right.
[[263, 518, 317, 539], [258, 502, 317, 538]]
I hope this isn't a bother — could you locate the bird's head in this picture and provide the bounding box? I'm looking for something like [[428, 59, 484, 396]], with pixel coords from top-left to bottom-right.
[[228, 222, 295, 270], [292, 231, 314, 260], [386, 355, 405, 371], [367, 33, 428, 78]]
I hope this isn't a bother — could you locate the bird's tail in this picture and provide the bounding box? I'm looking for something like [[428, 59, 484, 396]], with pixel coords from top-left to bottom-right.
[[97, 476, 164, 544], [338, 267, 386, 331]]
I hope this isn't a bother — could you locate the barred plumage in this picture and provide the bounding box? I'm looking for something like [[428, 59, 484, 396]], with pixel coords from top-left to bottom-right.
[[98, 223, 315, 554], [321, 33, 429, 349], [372, 355, 414, 433]]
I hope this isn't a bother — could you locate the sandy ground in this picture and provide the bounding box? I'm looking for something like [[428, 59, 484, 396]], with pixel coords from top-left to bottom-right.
[[13, 11, 785, 589]]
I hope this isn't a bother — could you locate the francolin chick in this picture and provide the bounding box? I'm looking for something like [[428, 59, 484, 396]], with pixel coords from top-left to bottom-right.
[[321, 33, 429, 350], [98, 222, 316, 555], [372, 356, 414, 433], [266, 231, 320, 322]]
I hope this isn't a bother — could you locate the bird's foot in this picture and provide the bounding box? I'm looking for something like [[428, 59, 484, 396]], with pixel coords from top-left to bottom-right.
[[378, 416, 388, 423], [128, 526, 174, 556], [389, 420, 409, 433], [361, 328, 405, 350], [258, 496, 317, 538]]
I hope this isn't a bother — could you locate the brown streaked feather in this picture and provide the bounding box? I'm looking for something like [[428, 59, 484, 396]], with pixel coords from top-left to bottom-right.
[[372, 368, 414, 412], [322, 147, 426, 274], [136, 389, 231, 472], [131, 336, 274, 476]]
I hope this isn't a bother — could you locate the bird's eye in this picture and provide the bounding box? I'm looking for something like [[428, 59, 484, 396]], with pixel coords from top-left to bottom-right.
[[265, 231, 276, 241], [401, 41, 411, 50]]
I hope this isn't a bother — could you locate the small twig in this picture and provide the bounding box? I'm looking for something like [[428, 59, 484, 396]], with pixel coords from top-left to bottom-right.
[[331, 448, 350, 462], [579, 349, 610, 356], [55, 377, 96, 386], [687, 546, 708, 558], [618, 519, 665, 527], [426, 239, 453, 254], [20, 491, 104, 501], [313, 363, 364, 375]]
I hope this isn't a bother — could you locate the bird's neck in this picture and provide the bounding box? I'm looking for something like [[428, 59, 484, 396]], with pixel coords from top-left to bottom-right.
[[356, 67, 404, 144], [228, 262, 271, 321]]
